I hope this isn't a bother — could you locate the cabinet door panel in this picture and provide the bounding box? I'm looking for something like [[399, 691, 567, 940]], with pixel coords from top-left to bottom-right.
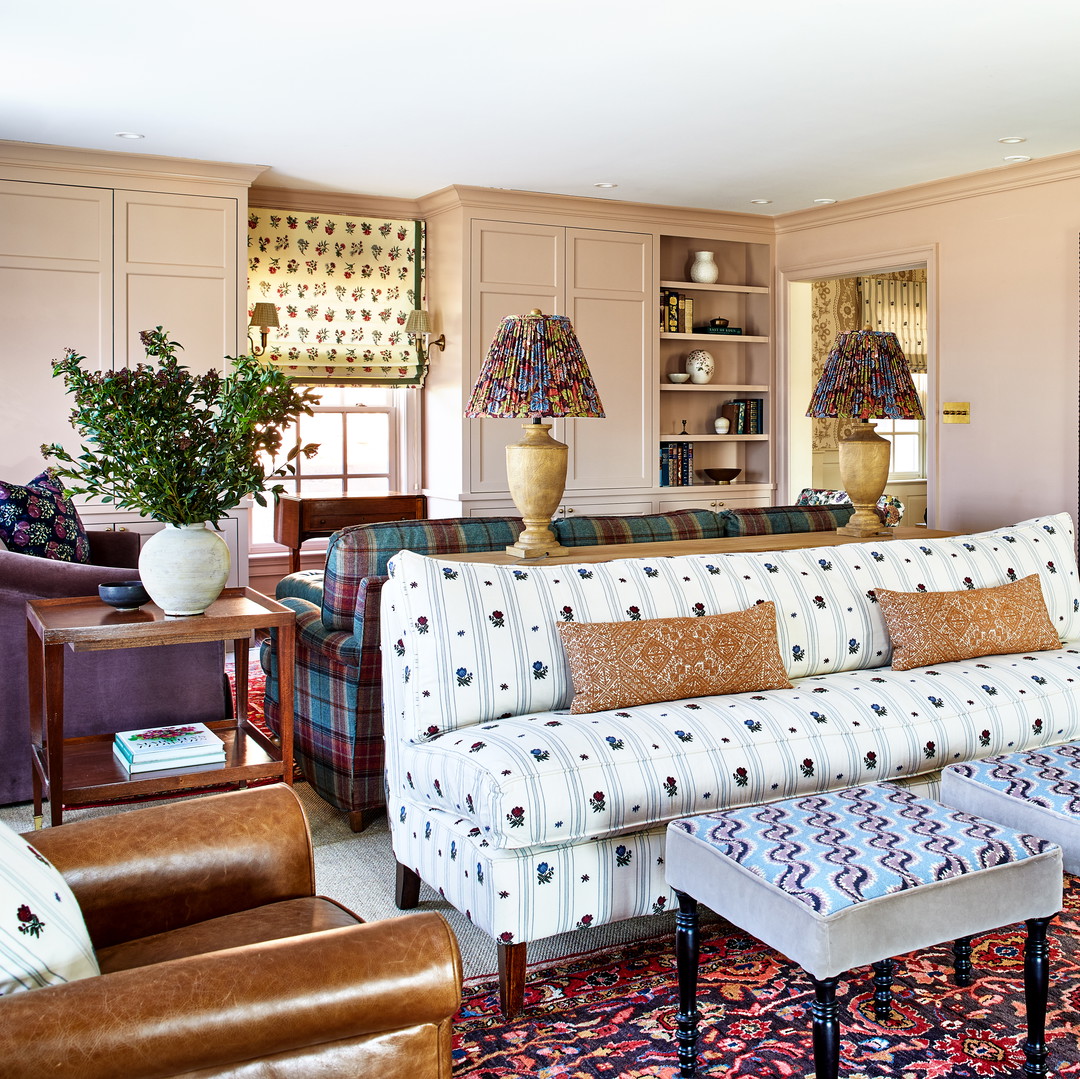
[[475, 220, 561, 289], [114, 191, 238, 372], [563, 229, 653, 492], [0, 182, 112, 478]]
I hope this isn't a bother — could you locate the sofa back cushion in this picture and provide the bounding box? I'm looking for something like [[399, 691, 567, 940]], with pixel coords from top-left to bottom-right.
[[552, 509, 722, 547], [323, 516, 522, 630], [383, 514, 1080, 741]]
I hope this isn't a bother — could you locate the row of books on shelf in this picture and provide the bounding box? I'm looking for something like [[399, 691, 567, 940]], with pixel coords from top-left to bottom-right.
[[659, 441, 694, 486], [112, 722, 226, 774], [723, 398, 766, 435], [659, 290, 744, 335]]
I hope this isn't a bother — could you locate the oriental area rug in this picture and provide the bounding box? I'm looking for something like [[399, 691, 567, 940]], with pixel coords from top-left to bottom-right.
[[452, 874, 1080, 1078]]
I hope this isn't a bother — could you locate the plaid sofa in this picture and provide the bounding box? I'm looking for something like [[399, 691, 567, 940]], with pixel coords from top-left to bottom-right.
[[261, 506, 854, 829]]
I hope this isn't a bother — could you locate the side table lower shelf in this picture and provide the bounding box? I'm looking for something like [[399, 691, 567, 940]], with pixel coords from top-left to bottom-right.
[[31, 719, 285, 807]]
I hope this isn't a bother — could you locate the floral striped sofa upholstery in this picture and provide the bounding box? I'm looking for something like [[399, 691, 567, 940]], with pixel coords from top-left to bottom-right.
[[381, 513, 1080, 1014]]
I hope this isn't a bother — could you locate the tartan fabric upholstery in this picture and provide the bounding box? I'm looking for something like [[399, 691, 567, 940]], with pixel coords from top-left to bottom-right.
[[719, 504, 854, 536], [552, 509, 722, 547], [322, 517, 523, 631]]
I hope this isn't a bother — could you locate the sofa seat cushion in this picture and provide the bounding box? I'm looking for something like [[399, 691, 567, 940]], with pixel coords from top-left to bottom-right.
[[393, 647, 1080, 850], [96, 896, 360, 974], [387, 514, 1080, 740]]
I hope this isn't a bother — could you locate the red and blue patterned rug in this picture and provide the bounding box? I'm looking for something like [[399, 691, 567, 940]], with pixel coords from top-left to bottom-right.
[[454, 875, 1080, 1077]]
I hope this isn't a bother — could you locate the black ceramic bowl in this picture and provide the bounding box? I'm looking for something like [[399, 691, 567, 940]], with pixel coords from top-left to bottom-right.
[[701, 467, 742, 484], [98, 581, 151, 611]]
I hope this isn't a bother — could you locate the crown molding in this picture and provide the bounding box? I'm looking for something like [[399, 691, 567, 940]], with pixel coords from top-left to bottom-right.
[[775, 148, 1080, 234], [0, 140, 267, 191], [417, 184, 774, 239], [250, 184, 422, 220]]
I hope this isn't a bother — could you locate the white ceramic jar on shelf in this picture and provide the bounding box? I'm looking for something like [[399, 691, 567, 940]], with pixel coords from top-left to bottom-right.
[[689, 251, 719, 284], [684, 349, 715, 384]]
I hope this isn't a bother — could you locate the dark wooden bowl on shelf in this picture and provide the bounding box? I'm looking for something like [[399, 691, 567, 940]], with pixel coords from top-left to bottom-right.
[[701, 467, 742, 485]]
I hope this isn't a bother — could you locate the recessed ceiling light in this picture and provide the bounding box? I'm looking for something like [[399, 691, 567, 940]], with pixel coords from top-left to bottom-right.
[[998, 136, 1027, 144], [593, 182, 618, 189], [813, 198, 837, 205], [750, 199, 772, 205], [114, 131, 145, 140], [1003, 154, 1032, 163]]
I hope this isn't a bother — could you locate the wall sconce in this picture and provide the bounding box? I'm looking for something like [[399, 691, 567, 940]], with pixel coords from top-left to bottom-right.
[[248, 303, 280, 356], [405, 309, 446, 361]]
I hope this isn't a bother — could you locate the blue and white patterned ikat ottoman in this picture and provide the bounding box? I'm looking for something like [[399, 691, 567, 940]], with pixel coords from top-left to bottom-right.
[[666, 783, 1063, 1079], [942, 744, 1080, 874]]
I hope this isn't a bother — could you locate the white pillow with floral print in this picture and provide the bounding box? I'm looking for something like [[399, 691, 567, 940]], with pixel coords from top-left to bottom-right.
[[0, 820, 98, 993]]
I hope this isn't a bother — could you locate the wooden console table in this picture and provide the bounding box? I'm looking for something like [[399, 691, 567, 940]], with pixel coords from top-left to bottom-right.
[[25, 588, 296, 827], [274, 493, 427, 573], [439, 526, 959, 566]]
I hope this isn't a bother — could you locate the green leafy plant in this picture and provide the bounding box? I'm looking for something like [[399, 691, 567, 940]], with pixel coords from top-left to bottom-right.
[[42, 327, 320, 527]]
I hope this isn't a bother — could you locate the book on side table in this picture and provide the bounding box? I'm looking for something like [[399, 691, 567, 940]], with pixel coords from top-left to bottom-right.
[[113, 723, 227, 774]]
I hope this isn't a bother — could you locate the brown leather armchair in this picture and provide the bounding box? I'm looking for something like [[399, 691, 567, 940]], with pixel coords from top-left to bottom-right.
[[0, 784, 462, 1079]]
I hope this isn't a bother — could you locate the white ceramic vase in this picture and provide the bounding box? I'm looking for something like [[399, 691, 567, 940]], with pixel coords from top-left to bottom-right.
[[138, 523, 230, 617], [685, 349, 715, 384], [689, 251, 719, 284]]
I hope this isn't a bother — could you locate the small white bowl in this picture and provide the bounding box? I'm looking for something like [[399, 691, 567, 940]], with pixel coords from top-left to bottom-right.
[[667, 372, 690, 384]]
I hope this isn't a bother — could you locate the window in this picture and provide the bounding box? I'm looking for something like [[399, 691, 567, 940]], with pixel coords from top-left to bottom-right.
[[878, 372, 927, 480], [250, 384, 414, 550]]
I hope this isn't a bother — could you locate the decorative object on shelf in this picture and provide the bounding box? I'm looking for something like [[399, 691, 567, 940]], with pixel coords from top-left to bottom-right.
[[247, 302, 279, 356], [404, 308, 447, 372], [806, 329, 924, 538], [667, 372, 690, 384], [42, 327, 320, 615], [465, 310, 604, 559], [680, 419, 689, 435], [709, 317, 729, 329], [685, 349, 715, 384], [702, 467, 742, 485], [689, 251, 720, 284], [97, 580, 151, 611], [713, 417, 731, 434]]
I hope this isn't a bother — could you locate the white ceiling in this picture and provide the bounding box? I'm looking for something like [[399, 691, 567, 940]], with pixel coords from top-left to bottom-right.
[[4, 0, 1080, 215]]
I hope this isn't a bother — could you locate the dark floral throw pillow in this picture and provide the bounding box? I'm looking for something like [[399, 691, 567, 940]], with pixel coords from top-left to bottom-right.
[[0, 470, 90, 562]]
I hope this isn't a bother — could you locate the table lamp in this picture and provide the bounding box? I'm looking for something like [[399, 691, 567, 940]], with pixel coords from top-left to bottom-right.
[[806, 329, 924, 538], [466, 309, 605, 558]]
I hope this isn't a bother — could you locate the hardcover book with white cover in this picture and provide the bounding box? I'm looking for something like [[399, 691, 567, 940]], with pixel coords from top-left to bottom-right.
[[113, 723, 225, 764]]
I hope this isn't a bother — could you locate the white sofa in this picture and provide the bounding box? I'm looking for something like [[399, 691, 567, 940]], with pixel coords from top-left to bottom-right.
[[380, 513, 1080, 1013]]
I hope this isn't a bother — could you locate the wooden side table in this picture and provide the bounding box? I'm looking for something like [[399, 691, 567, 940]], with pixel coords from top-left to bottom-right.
[[274, 493, 427, 574], [25, 587, 296, 827]]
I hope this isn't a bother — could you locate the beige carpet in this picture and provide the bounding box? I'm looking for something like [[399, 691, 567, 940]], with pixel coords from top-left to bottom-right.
[[0, 780, 676, 984]]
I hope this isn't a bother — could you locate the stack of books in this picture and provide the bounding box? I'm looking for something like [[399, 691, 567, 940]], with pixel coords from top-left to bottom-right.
[[722, 398, 766, 435], [660, 290, 695, 333], [112, 723, 226, 773], [659, 440, 694, 486]]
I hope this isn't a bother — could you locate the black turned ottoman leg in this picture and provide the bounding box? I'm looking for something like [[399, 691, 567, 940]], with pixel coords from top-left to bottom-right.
[[953, 935, 974, 986], [809, 975, 843, 1079], [674, 891, 700, 1078], [1023, 916, 1054, 1077], [871, 958, 895, 1021]]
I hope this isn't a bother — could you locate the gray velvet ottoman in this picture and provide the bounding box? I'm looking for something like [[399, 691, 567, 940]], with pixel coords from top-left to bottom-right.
[[666, 784, 1063, 1079], [941, 744, 1080, 873]]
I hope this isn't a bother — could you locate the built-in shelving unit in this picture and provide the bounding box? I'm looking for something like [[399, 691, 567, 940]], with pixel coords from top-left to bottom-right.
[[656, 233, 774, 501]]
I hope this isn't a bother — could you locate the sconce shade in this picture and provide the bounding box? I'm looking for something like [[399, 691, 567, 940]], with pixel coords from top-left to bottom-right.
[[465, 311, 605, 419], [249, 303, 280, 330], [405, 308, 432, 336], [806, 330, 924, 420]]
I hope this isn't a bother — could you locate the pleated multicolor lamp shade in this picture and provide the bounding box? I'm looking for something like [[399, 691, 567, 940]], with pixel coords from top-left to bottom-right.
[[466, 310, 605, 558], [806, 330, 924, 538]]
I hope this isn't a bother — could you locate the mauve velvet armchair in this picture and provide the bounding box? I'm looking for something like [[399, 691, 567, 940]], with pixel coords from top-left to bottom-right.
[[0, 529, 231, 805]]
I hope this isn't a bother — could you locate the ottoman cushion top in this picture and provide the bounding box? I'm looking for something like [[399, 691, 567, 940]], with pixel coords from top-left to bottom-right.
[[946, 745, 1080, 818], [671, 784, 1056, 915]]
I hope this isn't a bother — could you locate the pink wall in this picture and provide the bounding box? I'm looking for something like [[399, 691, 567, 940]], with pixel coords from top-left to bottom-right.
[[776, 155, 1080, 534]]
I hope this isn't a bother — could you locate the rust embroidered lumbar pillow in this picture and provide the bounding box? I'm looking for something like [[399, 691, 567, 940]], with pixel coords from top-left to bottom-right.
[[875, 573, 1061, 672], [556, 602, 793, 715]]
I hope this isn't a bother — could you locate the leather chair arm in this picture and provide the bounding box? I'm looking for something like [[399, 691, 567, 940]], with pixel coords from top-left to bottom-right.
[[0, 913, 462, 1079], [27, 785, 315, 948]]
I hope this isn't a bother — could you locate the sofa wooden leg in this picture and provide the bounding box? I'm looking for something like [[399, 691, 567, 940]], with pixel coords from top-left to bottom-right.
[[395, 862, 421, 909], [348, 807, 384, 832], [498, 941, 528, 1017]]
